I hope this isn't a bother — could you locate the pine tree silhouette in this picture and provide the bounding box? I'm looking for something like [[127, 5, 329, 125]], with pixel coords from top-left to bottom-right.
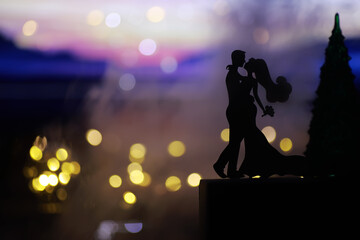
[[305, 13, 360, 176]]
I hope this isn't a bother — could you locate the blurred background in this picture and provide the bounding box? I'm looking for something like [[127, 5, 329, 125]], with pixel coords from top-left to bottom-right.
[[1, 0, 359, 239]]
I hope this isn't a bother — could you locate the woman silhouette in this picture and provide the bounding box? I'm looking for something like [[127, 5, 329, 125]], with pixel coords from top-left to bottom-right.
[[214, 51, 306, 178]]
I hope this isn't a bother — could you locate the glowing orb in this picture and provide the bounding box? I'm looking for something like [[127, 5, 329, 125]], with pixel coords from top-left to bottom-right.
[[138, 39, 157, 56]]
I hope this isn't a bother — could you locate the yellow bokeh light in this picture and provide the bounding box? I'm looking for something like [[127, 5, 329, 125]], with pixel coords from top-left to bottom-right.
[[127, 162, 143, 174], [23, 166, 37, 178], [23, 20, 38, 36], [87, 10, 104, 26], [168, 141, 186, 157], [129, 154, 144, 164], [146, 6, 165, 23], [71, 161, 81, 175], [61, 162, 74, 174], [261, 126, 276, 143], [123, 191, 137, 204], [187, 173, 202, 187], [129, 143, 146, 161], [47, 158, 60, 171], [39, 174, 49, 187], [109, 175, 122, 188], [220, 128, 229, 142], [165, 176, 181, 192], [139, 172, 152, 187], [45, 185, 54, 194], [129, 170, 144, 185], [30, 146, 42, 161], [280, 138, 293, 152], [56, 148, 68, 161], [32, 177, 45, 191], [48, 174, 58, 186], [56, 188, 67, 201], [59, 172, 71, 185], [86, 129, 102, 146]]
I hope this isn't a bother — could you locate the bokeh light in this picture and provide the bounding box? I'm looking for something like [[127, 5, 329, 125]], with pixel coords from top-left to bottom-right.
[[253, 27, 270, 45], [129, 170, 144, 185], [187, 173, 201, 187], [87, 10, 104, 26], [33, 136, 47, 151], [86, 129, 102, 146], [59, 172, 71, 185], [165, 176, 181, 192], [160, 57, 178, 73], [138, 39, 157, 56], [261, 126, 276, 143], [23, 166, 37, 178], [124, 222, 143, 233], [29, 146, 42, 161], [56, 188, 67, 201], [32, 177, 45, 191], [139, 172, 151, 187], [109, 175, 122, 188], [119, 73, 136, 91], [56, 148, 68, 161], [61, 162, 74, 174], [39, 174, 49, 187], [146, 6, 165, 23], [127, 162, 142, 174], [47, 157, 60, 171], [220, 128, 229, 142], [123, 191, 137, 204], [280, 138, 293, 152], [129, 143, 146, 162], [167, 140, 186, 157], [71, 161, 81, 175], [48, 174, 58, 186], [22, 20, 38, 36], [105, 12, 121, 28]]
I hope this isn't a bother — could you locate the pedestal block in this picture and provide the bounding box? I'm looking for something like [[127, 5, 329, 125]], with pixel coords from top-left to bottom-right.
[[199, 177, 356, 240]]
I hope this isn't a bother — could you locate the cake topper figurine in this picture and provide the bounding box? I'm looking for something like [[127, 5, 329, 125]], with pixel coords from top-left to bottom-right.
[[213, 50, 307, 178]]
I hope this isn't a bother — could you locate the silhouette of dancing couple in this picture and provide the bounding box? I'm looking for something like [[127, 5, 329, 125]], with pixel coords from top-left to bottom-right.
[[214, 50, 306, 178]]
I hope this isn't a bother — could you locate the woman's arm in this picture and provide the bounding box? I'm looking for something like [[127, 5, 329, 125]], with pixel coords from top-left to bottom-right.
[[253, 80, 274, 117], [253, 80, 265, 112]]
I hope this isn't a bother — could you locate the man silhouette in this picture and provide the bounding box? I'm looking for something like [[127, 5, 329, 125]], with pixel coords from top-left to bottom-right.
[[213, 50, 247, 178]]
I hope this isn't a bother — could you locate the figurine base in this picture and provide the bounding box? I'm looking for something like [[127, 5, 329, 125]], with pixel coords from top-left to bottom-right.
[[199, 177, 356, 240]]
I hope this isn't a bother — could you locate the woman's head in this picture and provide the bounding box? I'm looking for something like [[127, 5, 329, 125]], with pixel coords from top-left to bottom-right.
[[231, 50, 246, 67], [244, 58, 256, 72]]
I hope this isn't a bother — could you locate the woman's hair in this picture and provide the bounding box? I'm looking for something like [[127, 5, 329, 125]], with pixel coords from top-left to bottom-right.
[[245, 58, 292, 103]]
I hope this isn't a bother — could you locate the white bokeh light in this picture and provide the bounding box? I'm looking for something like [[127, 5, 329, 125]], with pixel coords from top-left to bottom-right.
[[160, 56, 178, 73], [105, 12, 121, 28], [119, 73, 136, 91], [138, 39, 157, 56]]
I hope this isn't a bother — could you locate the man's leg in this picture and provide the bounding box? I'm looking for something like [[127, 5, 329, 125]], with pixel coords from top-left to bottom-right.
[[226, 128, 243, 177]]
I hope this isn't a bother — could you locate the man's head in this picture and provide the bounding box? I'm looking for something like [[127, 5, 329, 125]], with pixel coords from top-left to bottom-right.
[[231, 50, 246, 67]]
